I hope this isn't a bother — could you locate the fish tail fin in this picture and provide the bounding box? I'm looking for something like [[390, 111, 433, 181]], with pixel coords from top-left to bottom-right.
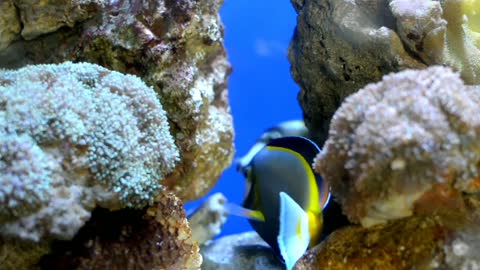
[[277, 192, 310, 270]]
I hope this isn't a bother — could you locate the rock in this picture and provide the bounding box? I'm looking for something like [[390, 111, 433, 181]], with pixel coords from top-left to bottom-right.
[[13, 0, 103, 40], [0, 238, 50, 270], [0, 1, 21, 50], [201, 231, 284, 270], [295, 216, 445, 270], [288, 0, 480, 145], [295, 196, 480, 270], [39, 192, 202, 270], [390, 0, 480, 84], [0, 0, 234, 202], [0, 0, 232, 269]]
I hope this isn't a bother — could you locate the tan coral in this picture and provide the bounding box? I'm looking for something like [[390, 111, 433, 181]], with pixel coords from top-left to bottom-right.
[[315, 66, 480, 227], [295, 195, 480, 270], [294, 216, 447, 270], [188, 192, 228, 246], [390, 0, 480, 84], [40, 192, 202, 270]]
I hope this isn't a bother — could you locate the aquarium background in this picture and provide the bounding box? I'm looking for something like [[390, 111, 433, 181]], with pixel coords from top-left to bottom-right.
[[185, 0, 301, 238]]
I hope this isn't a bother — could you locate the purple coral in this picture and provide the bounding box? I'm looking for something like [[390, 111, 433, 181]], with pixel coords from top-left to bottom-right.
[[0, 62, 178, 241], [315, 66, 480, 227]]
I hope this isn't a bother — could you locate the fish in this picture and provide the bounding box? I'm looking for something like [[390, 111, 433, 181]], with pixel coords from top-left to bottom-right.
[[229, 136, 330, 270], [236, 120, 309, 174]]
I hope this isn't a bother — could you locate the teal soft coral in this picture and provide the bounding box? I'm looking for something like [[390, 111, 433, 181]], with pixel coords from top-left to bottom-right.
[[0, 62, 179, 241]]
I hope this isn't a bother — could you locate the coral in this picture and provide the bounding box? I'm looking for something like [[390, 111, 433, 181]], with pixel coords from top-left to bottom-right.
[[315, 66, 480, 227], [0, 62, 178, 241], [188, 192, 228, 246], [442, 228, 480, 269], [390, 0, 480, 84], [39, 192, 202, 270], [0, 0, 234, 202], [288, 0, 480, 145]]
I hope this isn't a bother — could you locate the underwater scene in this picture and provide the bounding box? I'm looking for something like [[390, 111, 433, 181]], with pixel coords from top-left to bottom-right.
[[1, 0, 480, 269]]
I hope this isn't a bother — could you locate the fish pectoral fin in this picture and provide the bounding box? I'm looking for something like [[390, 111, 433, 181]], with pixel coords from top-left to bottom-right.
[[225, 203, 265, 221], [277, 192, 310, 270]]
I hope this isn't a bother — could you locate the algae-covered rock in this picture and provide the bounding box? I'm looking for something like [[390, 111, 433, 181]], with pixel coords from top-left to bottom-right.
[[0, 1, 21, 51], [295, 196, 480, 270], [295, 216, 445, 270], [289, 0, 480, 145], [0, 0, 102, 50], [0, 0, 234, 202], [39, 192, 202, 270], [13, 0, 104, 40], [201, 231, 283, 270]]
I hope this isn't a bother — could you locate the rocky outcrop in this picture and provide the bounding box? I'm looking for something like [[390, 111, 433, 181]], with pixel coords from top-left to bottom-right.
[[289, 0, 480, 145], [0, 0, 234, 202]]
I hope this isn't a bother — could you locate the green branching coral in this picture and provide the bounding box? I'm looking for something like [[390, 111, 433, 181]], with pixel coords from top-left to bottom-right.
[[0, 62, 178, 241]]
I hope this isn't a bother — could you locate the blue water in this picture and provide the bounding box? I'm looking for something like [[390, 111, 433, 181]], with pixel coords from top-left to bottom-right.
[[185, 0, 301, 238]]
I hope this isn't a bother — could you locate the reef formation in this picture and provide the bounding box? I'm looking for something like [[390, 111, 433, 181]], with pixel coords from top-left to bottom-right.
[[0, 62, 178, 241], [0, 0, 234, 202], [286, 0, 480, 267], [303, 66, 480, 269], [316, 66, 480, 227], [0, 0, 233, 269]]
